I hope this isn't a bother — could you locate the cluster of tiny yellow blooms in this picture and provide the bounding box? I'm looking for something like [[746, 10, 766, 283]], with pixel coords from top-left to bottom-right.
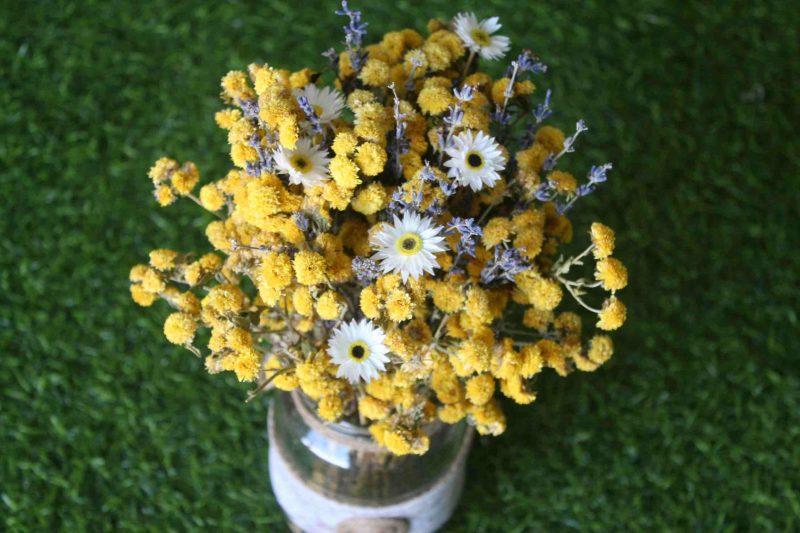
[[130, 14, 629, 456]]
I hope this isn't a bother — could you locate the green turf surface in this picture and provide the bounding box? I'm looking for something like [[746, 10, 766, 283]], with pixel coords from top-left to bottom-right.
[[2, 0, 799, 530]]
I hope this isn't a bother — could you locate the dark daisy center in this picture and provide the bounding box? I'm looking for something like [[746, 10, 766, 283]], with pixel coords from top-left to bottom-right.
[[291, 155, 309, 172], [350, 345, 366, 360], [471, 29, 491, 46], [402, 238, 417, 251], [467, 153, 483, 168]]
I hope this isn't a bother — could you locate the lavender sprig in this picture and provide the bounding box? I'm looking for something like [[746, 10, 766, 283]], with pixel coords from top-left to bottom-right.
[[495, 51, 548, 126], [481, 245, 529, 284], [388, 189, 424, 216], [245, 132, 274, 177], [420, 160, 457, 198], [542, 119, 588, 172], [405, 54, 424, 92], [505, 50, 548, 78], [335, 1, 368, 72], [419, 162, 437, 183], [447, 217, 482, 259], [423, 199, 444, 218], [439, 86, 475, 162], [352, 256, 380, 284], [292, 212, 310, 233], [521, 89, 554, 148], [238, 98, 260, 120], [533, 89, 553, 125], [556, 163, 613, 214], [492, 60, 521, 125], [296, 94, 323, 136], [446, 217, 482, 276], [388, 83, 409, 178], [322, 48, 339, 70]]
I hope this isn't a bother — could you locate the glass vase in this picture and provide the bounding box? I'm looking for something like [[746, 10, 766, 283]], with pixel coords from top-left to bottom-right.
[[268, 391, 473, 532]]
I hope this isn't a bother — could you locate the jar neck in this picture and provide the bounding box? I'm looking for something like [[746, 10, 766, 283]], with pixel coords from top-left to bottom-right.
[[291, 390, 385, 453]]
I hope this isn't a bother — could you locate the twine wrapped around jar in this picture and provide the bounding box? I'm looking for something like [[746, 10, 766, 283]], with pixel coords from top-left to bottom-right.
[[268, 392, 473, 532]]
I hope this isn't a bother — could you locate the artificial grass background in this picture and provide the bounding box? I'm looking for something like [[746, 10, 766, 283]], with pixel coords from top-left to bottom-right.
[[1, 0, 798, 530]]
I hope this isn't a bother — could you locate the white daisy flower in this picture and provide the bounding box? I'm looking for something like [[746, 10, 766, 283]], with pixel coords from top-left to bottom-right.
[[328, 319, 390, 384], [273, 137, 331, 188], [371, 212, 447, 282], [294, 84, 345, 125], [453, 12, 511, 61], [443, 130, 506, 192]]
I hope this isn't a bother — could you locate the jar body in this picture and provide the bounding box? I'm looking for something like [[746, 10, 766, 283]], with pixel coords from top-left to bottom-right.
[[268, 391, 472, 532]]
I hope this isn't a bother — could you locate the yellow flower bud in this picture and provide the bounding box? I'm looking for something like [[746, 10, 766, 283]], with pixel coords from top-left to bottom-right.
[[163, 312, 197, 345], [465, 373, 495, 406], [591, 222, 616, 259], [595, 257, 628, 291], [355, 142, 387, 176], [597, 297, 626, 331], [332, 131, 359, 155], [293, 250, 327, 286], [317, 395, 345, 422], [315, 290, 343, 320]]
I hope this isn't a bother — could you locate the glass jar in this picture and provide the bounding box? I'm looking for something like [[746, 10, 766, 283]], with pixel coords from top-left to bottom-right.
[[268, 391, 472, 532]]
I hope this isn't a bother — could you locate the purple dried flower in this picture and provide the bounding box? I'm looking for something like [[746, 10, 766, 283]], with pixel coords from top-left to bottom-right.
[[587, 163, 612, 184], [521, 89, 554, 148], [542, 119, 588, 172], [534, 181, 557, 202], [322, 47, 339, 69], [388, 83, 409, 177], [238, 98, 260, 120], [424, 199, 444, 218], [453, 85, 475, 102], [533, 89, 553, 124], [556, 163, 613, 214], [335, 1, 368, 72], [296, 94, 323, 135], [439, 86, 475, 156], [387, 189, 424, 216], [292, 212, 310, 233], [447, 217, 482, 258], [506, 50, 547, 77], [244, 133, 273, 176], [352, 256, 380, 283], [404, 54, 424, 91], [419, 162, 436, 182], [440, 180, 458, 197], [245, 162, 262, 177], [481, 245, 529, 284]]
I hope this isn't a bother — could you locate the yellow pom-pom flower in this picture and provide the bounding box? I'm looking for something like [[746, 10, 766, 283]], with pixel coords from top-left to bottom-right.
[[163, 312, 197, 345], [355, 142, 388, 176], [597, 297, 627, 331], [293, 250, 327, 286], [595, 257, 628, 292], [315, 290, 343, 320], [590, 222, 616, 259]]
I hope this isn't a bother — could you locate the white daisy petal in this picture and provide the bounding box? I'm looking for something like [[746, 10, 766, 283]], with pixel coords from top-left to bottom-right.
[[370, 212, 446, 282], [453, 12, 511, 61], [273, 138, 331, 189], [444, 130, 507, 192], [328, 319, 390, 384], [293, 84, 345, 125]]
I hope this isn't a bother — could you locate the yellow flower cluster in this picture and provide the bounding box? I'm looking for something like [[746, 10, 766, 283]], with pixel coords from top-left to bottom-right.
[[130, 6, 629, 455]]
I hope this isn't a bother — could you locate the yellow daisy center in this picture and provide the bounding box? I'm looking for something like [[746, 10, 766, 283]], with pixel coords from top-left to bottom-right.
[[395, 232, 423, 256], [466, 151, 484, 170], [312, 104, 324, 117], [289, 154, 311, 173], [470, 28, 491, 47], [348, 341, 369, 362]]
